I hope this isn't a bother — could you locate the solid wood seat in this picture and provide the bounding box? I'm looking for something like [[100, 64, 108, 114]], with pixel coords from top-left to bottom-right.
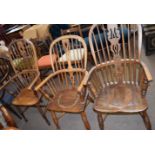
[[47, 89, 85, 113], [12, 88, 39, 106], [94, 84, 147, 113]]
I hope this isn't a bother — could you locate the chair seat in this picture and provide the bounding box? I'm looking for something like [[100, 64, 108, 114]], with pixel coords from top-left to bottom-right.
[[47, 89, 85, 113], [94, 84, 148, 113], [38, 54, 57, 69], [13, 88, 39, 106]]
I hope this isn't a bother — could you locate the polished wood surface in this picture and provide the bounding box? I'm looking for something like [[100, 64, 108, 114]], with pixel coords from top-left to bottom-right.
[[87, 24, 152, 129]]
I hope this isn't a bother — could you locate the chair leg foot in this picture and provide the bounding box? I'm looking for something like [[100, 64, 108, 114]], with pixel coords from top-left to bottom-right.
[[97, 113, 104, 130], [51, 111, 60, 129], [140, 110, 152, 130], [36, 104, 51, 126], [81, 111, 91, 130]]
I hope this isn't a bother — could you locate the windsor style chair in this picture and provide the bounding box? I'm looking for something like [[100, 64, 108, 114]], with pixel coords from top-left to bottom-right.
[[35, 35, 90, 129], [1, 39, 50, 125], [87, 24, 152, 129], [0, 104, 17, 130], [0, 57, 22, 119]]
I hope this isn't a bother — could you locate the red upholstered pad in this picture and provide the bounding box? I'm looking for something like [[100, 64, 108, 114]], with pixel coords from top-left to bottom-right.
[[38, 54, 57, 69]]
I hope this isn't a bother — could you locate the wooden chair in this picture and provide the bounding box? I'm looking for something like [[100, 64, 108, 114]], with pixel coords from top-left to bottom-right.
[[1, 39, 50, 125], [0, 57, 22, 119], [0, 104, 17, 130], [87, 24, 152, 129], [35, 35, 90, 129]]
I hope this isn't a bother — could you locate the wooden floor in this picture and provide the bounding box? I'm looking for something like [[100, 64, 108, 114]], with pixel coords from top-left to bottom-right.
[[12, 46, 155, 130]]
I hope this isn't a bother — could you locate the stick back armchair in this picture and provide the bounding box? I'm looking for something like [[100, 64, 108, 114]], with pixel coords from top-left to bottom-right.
[[1, 39, 50, 125], [87, 24, 152, 129], [35, 35, 90, 129]]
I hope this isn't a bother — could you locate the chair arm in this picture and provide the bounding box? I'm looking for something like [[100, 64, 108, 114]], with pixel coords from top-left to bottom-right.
[[77, 71, 89, 93], [141, 61, 153, 82], [28, 72, 40, 89], [0, 70, 39, 91]]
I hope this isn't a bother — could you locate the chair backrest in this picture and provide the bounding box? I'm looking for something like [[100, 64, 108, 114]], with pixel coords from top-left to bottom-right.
[[8, 39, 38, 72], [89, 24, 143, 85], [49, 35, 87, 72], [89, 24, 142, 65], [0, 57, 13, 84]]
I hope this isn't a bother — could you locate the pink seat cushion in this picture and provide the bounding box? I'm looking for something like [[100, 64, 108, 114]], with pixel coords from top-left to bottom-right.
[[38, 54, 57, 69]]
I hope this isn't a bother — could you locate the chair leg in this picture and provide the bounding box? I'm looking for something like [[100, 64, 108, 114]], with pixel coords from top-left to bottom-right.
[[36, 104, 51, 126], [97, 113, 104, 130], [51, 111, 60, 129], [17, 107, 28, 122], [81, 111, 91, 130], [4, 104, 22, 119], [140, 110, 152, 130], [97, 113, 107, 130]]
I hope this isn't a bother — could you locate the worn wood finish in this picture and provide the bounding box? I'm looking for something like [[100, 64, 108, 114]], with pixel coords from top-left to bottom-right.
[[87, 24, 152, 129], [3, 39, 50, 125], [35, 35, 90, 129], [0, 104, 16, 130]]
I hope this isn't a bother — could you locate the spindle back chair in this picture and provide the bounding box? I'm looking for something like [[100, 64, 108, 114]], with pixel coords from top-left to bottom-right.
[[35, 35, 90, 129], [2, 39, 50, 125], [87, 24, 152, 129]]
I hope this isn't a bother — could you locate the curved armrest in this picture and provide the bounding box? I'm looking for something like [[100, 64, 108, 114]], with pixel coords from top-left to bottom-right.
[[28, 71, 40, 89], [141, 61, 153, 82], [77, 71, 89, 93], [0, 70, 39, 91]]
